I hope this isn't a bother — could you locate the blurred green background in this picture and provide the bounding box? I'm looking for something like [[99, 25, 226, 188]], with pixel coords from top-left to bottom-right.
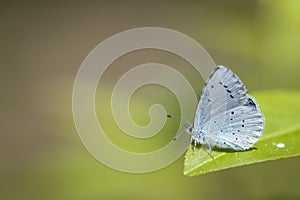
[[1, 0, 300, 199]]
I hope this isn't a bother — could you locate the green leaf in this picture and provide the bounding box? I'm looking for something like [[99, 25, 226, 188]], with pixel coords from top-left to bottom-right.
[[184, 90, 300, 176]]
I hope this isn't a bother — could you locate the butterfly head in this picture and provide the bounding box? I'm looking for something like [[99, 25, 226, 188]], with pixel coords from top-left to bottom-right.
[[185, 124, 194, 134]]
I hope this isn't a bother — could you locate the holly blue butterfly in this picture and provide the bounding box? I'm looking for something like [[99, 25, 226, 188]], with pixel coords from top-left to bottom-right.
[[185, 65, 264, 154]]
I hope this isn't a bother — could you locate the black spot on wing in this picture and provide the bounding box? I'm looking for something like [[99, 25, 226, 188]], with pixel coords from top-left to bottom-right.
[[244, 97, 256, 108]]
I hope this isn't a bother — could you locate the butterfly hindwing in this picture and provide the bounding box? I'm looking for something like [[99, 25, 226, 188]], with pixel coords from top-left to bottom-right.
[[205, 95, 264, 150]]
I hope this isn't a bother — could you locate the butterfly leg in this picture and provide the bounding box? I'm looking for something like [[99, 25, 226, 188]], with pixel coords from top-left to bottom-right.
[[192, 140, 197, 155], [189, 136, 194, 145], [201, 144, 214, 159], [207, 144, 214, 159]]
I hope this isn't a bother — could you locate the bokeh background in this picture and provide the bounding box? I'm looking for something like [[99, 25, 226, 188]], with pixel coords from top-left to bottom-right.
[[1, 0, 300, 199]]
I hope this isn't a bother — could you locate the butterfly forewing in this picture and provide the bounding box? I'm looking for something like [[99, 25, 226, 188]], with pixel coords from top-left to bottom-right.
[[194, 66, 247, 130]]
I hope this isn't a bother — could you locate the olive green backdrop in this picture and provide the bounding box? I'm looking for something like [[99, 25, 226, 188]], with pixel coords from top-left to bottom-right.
[[1, 0, 300, 199]]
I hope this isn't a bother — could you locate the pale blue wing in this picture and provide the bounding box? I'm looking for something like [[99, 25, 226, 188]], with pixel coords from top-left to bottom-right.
[[203, 95, 264, 150], [193, 66, 248, 132]]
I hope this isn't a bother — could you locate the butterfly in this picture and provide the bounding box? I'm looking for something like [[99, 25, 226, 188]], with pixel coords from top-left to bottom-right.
[[185, 65, 264, 154]]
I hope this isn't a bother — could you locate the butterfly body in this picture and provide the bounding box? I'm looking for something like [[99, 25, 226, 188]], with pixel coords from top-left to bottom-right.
[[189, 66, 264, 151]]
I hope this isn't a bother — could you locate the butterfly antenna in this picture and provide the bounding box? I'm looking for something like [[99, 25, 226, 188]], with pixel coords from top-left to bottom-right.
[[166, 114, 191, 141], [166, 114, 191, 125]]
